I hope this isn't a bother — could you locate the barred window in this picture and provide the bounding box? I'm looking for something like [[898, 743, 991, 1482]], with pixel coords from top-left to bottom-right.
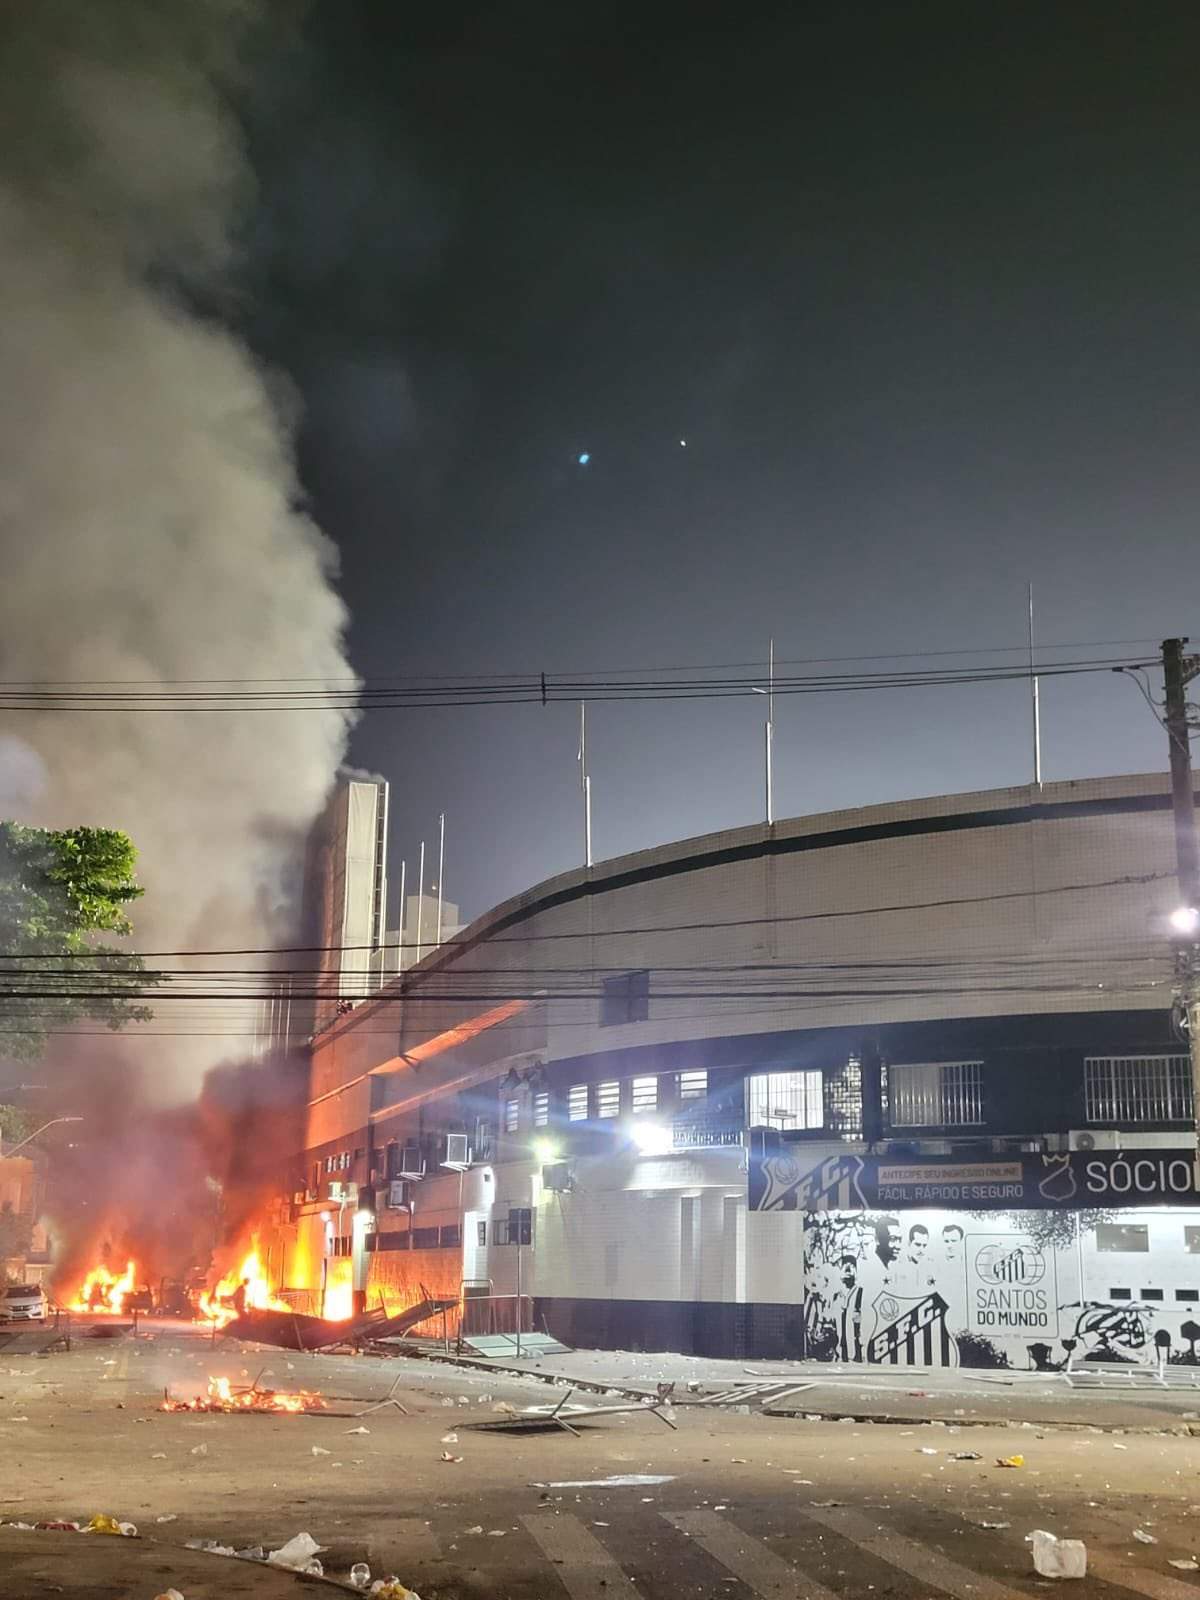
[[532, 1091, 550, 1127], [890, 1061, 984, 1127], [747, 1070, 824, 1131], [1085, 1055, 1192, 1123], [631, 1074, 658, 1113], [596, 1079, 620, 1118], [504, 1098, 520, 1134], [677, 1069, 708, 1100], [568, 1084, 588, 1121]]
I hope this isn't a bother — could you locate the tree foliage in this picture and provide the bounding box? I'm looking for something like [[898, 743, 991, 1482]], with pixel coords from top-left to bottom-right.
[[0, 1200, 32, 1261], [0, 822, 155, 1060]]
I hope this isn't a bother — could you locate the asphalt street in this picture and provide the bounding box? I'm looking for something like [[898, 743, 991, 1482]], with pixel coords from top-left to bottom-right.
[[2, 1322, 1200, 1599]]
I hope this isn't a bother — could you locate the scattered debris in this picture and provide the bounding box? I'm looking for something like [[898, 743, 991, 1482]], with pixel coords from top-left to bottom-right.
[[1132, 1530, 1158, 1544], [1169, 1560, 1200, 1571], [85, 1514, 137, 1537], [530, 1474, 676, 1488], [349, 1562, 371, 1589], [917, 1447, 938, 1456], [312, 1446, 331, 1457], [345, 1426, 370, 1435], [1029, 1529, 1086, 1579], [188, 1444, 207, 1457], [979, 1521, 1011, 1530], [153, 1590, 185, 1600], [950, 1451, 982, 1462], [155, 1514, 178, 1524], [440, 1451, 463, 1463], [996, 1455, 1025, 1468], [440, 1432, 459, 1445], [267, 1531, 324, 1571]]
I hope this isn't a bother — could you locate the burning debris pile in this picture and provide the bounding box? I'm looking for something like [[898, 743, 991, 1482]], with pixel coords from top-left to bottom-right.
[[198, 1242, 294, 1328], [161, 1375, 326, 1414]]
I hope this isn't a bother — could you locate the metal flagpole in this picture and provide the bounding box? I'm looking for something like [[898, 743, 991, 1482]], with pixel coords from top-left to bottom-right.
[[765, 636, 775, 825], [579, 702, 593, 868], [397, 858, 406, 970], [416, 840, 426, 964], [436, 812, 446, 947], [1027, 582, 1042, 787]]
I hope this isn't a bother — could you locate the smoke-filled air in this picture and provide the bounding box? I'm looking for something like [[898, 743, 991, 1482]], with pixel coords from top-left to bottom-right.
[[0, 1, 353, 1093]]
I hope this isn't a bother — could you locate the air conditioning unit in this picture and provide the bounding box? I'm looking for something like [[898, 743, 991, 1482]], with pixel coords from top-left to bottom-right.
[[543, 1162, 573, 1193], [1115, 1131, 1185, 1150], [1068, 1130, 1121, 1152], [387, 1180, 413, 1211], [399, 1145, 426, 1179], [441, 1133, 471, 1169]]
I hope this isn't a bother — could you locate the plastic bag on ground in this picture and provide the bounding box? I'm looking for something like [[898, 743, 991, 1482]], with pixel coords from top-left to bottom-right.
[[349, 1563, 371, 1589], [1029, 1530, 1087, 1578], [369, 1581, 422, 1600], [84, 1514, 124, 1536], [267, 1532, 324, 1570]]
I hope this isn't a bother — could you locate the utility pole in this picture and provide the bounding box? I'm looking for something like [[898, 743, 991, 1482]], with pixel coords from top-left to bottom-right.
[[1161, 638, 1200, 1166], [579, 702, 593, 868]]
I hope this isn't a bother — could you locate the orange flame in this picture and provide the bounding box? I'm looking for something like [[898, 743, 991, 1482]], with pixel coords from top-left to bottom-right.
[[68, 1260, 137, 1315], [198, 1241, 292, 1328], [160, 1374, 326, 1413]]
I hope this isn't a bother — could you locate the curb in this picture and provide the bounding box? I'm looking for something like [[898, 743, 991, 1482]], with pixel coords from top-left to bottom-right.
[[763, 1406, 1200, 1436]]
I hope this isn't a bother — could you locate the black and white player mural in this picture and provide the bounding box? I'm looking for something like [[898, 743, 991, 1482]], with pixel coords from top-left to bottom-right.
[[751, 1145, 1200, 1369]]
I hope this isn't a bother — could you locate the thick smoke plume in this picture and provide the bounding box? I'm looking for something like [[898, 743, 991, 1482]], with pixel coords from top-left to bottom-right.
[[0, 2, 353, 1093]]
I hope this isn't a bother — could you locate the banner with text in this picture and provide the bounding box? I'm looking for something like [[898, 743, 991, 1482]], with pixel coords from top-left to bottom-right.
[[748, 1146, 1200, 1212]]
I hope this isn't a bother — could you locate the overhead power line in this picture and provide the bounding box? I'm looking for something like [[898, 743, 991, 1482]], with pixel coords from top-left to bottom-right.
[[0, 869, 1173, 961], [0, 653, 1157, 711]]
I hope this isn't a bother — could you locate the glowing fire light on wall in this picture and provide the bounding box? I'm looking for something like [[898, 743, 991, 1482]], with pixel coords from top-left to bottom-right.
[[68, 1260, 137, 1315]]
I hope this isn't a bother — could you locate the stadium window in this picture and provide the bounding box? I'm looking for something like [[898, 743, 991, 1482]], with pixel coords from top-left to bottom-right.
[[1096, 1224, 1149, 1253], [889, 1061, 984, 1127], [596, 1079, 620, 1118], [631, 1074, 658, 1113], [747, 1070, 824, 1131], [568, 1084, 588, 1121], [504, 1098, 520, 1134], [533, 1091, 550, 1127], [601, 969, 650, 1026], [676, 1068, 707, 1100], [1085, 1054, 1192, 1123]]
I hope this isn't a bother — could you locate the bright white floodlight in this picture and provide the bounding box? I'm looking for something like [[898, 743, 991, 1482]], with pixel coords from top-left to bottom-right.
[[1170, 906, 1200, 935]]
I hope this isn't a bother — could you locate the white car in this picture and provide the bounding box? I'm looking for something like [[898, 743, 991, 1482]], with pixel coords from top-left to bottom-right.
[[0, 1283, 48, 1323]]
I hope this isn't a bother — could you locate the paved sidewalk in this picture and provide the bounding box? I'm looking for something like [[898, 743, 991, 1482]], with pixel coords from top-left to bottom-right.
[[407, 1344, 1200, 1432]]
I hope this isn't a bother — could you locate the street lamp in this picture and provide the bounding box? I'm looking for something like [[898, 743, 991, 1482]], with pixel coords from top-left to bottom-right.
[[1, 1116, 82, 1158], [1171, 906, 1200, 936]]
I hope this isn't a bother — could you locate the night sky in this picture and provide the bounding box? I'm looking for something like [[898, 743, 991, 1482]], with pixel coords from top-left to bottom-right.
[[238, 2, 1200, 923]]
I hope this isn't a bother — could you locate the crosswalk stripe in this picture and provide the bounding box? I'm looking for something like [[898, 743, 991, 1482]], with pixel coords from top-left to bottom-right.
[[665, 1508, 838, 1599], [391, 1518, 440, 1562], [803, 1502, 1026, 1600], [522, 1511, 641, 1600], [1042, 1548, 1198, 1600]]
